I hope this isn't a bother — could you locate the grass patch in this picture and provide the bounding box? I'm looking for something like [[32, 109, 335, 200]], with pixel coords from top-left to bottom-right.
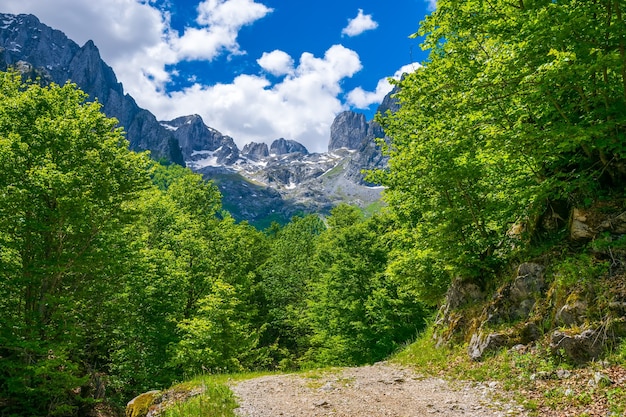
[[159, 372, 272, 417], [161, 383, 236, 417]]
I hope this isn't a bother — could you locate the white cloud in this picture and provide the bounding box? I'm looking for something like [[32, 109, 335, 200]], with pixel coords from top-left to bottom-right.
[[425, 0, 437, 11], [257, 50, 294, 76], [341, 9, 378, 37], [178, 0, 273, 60], [145, 45, 363, 153], [0, 0, 272, 91], [0, 0, 168, 64], [346, 63, 420, 109]]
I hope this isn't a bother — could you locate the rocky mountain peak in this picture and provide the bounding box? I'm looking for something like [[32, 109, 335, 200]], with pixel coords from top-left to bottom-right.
[[270, 138, 309, 155], [160, 114, 239, 168], [242, 142, 270, 161], [0, 13, 184, 165], [329, 111, 368, 152]]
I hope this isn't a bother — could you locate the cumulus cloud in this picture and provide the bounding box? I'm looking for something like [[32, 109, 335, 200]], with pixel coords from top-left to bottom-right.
[[341, 9, 378, 37], [425, 0, 437, 11], [257, 50, 295, 76], [178, 0, 273, 60], [346, 63, 420, 109]]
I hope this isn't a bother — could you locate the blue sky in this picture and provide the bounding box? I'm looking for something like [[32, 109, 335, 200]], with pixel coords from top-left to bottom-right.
[[0, 0, 435, 152]]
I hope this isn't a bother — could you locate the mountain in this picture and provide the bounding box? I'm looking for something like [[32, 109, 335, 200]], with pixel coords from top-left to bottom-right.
[[159, 112, 386, 227], [0, 13, 184, 165], [0, 13, 395, 227]]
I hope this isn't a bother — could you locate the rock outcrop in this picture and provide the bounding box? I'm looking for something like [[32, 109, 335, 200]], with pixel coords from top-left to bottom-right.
[[437, 202, 626, 364], [126, 390, 160, 417], [329, 111, 368, 151], [242, 142, 269, 161], [270, 138, 309, 155], [550, 329, 605, 365], [160, 115, 239, 167]]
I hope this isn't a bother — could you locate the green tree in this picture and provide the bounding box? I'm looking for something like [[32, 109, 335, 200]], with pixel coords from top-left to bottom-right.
[[259, 215, 326, 366], [305, 206, 427, 366], [0, 72, 151, 415], [375, 0, 626, 302], [169, 215, 270, 375]]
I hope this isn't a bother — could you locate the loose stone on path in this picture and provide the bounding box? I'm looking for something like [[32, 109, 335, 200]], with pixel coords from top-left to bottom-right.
[[230, 362, 527, 417]]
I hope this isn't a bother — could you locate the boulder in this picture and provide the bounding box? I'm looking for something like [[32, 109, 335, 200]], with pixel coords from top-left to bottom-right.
[[555, 300, 588, 327], [550, 329, 604, 364], [126, 390, 160, 417], [519, 322, 542, 344], [571, 208, 596, 240]]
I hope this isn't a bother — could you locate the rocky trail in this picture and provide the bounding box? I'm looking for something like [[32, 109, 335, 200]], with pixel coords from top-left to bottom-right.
[[230, 362, 527, 417]]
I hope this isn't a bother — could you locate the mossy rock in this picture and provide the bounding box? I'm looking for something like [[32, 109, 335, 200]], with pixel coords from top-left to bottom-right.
[[126, 390, 161, 417]]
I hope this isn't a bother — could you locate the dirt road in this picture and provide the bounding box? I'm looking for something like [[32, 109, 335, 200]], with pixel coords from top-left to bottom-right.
[[230, 362, 527, 417]]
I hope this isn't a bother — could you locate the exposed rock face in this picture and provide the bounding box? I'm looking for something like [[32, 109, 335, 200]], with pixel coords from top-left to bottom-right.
[[242, 142, 269, 161], [0, 13, 184, 165], [344, 121, 387, 184], [434, 203, 626, 364], [330, 85, 400, 184], [160, 115, 239, 166], [270, 138, 308, 155], [126, 390, 160, 417], [439, 263, 547, 358], [570, 207, 626, 240], [556, 300, 588, 327], [329, 111, 368, 151], [468, 332, 509, 361], [486, 263, 546, 324], [571, 208, 596, 240], [434, 278, 485, 346]]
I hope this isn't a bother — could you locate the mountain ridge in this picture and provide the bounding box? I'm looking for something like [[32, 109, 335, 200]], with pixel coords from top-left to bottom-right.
[[0, 12, 396, 226]]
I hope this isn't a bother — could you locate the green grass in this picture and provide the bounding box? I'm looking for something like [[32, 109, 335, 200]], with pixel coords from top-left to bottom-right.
[[161, 385, 236, 417], [159, 372, 272, 417]]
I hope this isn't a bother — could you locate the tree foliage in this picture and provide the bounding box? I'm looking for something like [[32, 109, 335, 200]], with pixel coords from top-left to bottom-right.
[[304, 205, 427, 366], [0, 72, 151, 416], [259, 215, 326, 365], [375, 0, 626, 301]]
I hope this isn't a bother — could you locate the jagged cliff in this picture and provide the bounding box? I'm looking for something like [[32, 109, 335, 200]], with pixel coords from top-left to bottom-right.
[[0, 13, 184, 165]]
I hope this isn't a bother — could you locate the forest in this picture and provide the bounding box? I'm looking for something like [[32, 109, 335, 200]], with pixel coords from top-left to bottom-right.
[[2, 0, 626, 415]]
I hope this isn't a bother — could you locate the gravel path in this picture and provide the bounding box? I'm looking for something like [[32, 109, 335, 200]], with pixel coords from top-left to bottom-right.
[[230, 362, 527, 417]]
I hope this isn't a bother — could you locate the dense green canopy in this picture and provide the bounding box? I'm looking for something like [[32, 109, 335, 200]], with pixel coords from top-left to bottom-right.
[[375, 0, 626, 299]]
